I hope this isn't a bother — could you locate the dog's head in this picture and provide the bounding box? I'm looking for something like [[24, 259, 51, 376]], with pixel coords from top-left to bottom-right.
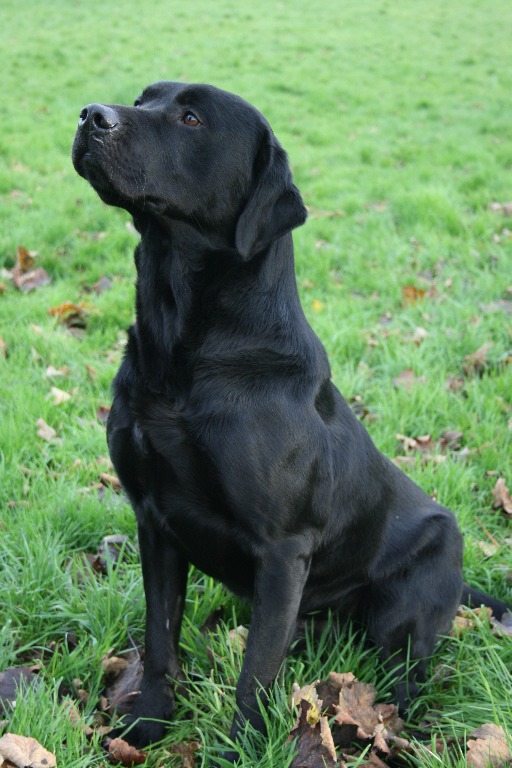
[[72, 81, 307, 258]]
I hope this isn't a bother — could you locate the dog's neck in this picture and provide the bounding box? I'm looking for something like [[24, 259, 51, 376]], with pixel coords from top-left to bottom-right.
[[130, 216, 323, 394]]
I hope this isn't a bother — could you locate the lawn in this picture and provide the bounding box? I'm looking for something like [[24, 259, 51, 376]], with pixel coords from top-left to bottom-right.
[[0, 0, 511, 765]]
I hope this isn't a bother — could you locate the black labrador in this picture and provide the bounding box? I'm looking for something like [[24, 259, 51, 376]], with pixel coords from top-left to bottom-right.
[[72, 81, 509, 758]]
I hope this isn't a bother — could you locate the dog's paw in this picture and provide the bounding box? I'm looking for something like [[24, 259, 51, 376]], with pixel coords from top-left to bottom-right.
[[112, 712, 168, 749]]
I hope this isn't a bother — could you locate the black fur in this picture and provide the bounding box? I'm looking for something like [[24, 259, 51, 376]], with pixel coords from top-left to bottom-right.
[[72, 81, 510, 758]]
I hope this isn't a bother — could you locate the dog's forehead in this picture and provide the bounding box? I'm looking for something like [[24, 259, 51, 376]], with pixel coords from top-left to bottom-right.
[[139, 80, 268, 124]]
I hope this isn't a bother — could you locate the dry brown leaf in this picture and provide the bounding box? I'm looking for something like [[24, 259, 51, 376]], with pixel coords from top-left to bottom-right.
[[45, 365, 69, 378], [108, 737, 147, 766], [329, 672, 404, 752], [63, 699, 93, 736], [291, 682, 322, 726], [48, 386, 71, 405], [409, 326, 429, 345], [490, 613, 512, 638], [10, 246, 51, 293], [489, 201, 512, 216], [96, 405, 111, 425], [13, 268, 51, 292], [92, 276, 112, 295], [102, 656, 130, 680], [451, 605, 493, 636], [99, 473, 122, 492], [48, 301, 88, 329], [289, 699, 337, 768], [477, 540, 499, 558], [401, 285, 426, 304], [0, 733, 56, 768], [466, 723, 511, 767], [104, 652, 143, 716], [392, 368, 427, 391], [227, 625, 249, 654], [15, 246, 35, 273], [97, 534, 131, 568], [0, 668, 39, 715], [491, 478, 512, 517], [463, 342, 493, 376], [170, 741, 201, 768], [35, 418, 57, 442]]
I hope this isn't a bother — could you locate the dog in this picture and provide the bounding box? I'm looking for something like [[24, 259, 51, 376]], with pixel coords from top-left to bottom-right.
[[72, 81, 510, 760]]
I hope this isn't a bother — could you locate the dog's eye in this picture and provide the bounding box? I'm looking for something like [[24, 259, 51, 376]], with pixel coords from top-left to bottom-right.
[[134, 99, 142, 107], [183, 112, 201, 127]]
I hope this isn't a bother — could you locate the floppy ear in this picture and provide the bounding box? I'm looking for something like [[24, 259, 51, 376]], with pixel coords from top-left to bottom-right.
[[235, 134, 307, 260]]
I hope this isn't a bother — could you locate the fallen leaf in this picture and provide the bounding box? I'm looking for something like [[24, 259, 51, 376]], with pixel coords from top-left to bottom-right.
[[401, 285, 426, 304], [490, 613, 512, 638], [48, 301, 88, 329], [0, 337, 6, 359], [170, 741, 201, 768], [409, 326, 429, 345], [451, 606, 493, 636], [108, 737, 147, 766], [15, 246, 35, 272], [96, 405, 111, 425], [477, 540, 499, 558], [104, 652, 143, 716], [63, 698, 93, 736], [466, 723, 511, 767], [92, 276, 112, 295], [481, 299, 512, 316], [488, 201, 512, 216], [491, 478, 512, 517], [227, 625, 249, 654], [48, 386, 71, 405], [0, 733, 56, 768], [99, 473, 122, 492], [45, 365, 69, 378], [392, 368, 427, 391], [463, 342, 493, 376], [36, 418, 57, 442], [11, 246, 51, 292], [331, 673, 403, 748], [0, 668, 39, 714], [97, 534, 132, 567], [291, 681, 322, 726], [13, 267, 51, 292], [445, 374, 465, 392], [289, 699, 337, 768], [102, 656, 130, 680]]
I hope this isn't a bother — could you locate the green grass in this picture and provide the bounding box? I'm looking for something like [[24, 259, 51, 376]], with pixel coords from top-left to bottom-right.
[[1, 0, 511, 765]]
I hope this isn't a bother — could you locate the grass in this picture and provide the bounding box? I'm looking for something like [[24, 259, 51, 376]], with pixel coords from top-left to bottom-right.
[[0, 0, 511, 765]]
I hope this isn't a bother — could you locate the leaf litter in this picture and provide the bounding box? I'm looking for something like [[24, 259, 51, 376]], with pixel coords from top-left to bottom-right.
[[288, 668, 512, 767]]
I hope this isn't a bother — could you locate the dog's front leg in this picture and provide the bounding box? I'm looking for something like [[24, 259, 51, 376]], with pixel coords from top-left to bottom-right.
[[123, 521, 188, 747], [227, 538, 311, 756]]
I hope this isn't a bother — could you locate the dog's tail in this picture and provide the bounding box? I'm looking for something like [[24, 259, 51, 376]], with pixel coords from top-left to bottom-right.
[[460, 583, 511, 620]]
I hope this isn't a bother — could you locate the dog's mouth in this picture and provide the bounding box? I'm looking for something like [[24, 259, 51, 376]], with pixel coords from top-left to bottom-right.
[[72, 103, 136, 206]]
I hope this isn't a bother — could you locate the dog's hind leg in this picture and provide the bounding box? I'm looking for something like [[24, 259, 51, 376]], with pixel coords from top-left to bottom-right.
[[365, 517, 463, 711]]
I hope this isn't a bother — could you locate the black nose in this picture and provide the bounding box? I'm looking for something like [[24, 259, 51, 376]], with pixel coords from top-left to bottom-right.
[[78, 103, 119, 130]]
